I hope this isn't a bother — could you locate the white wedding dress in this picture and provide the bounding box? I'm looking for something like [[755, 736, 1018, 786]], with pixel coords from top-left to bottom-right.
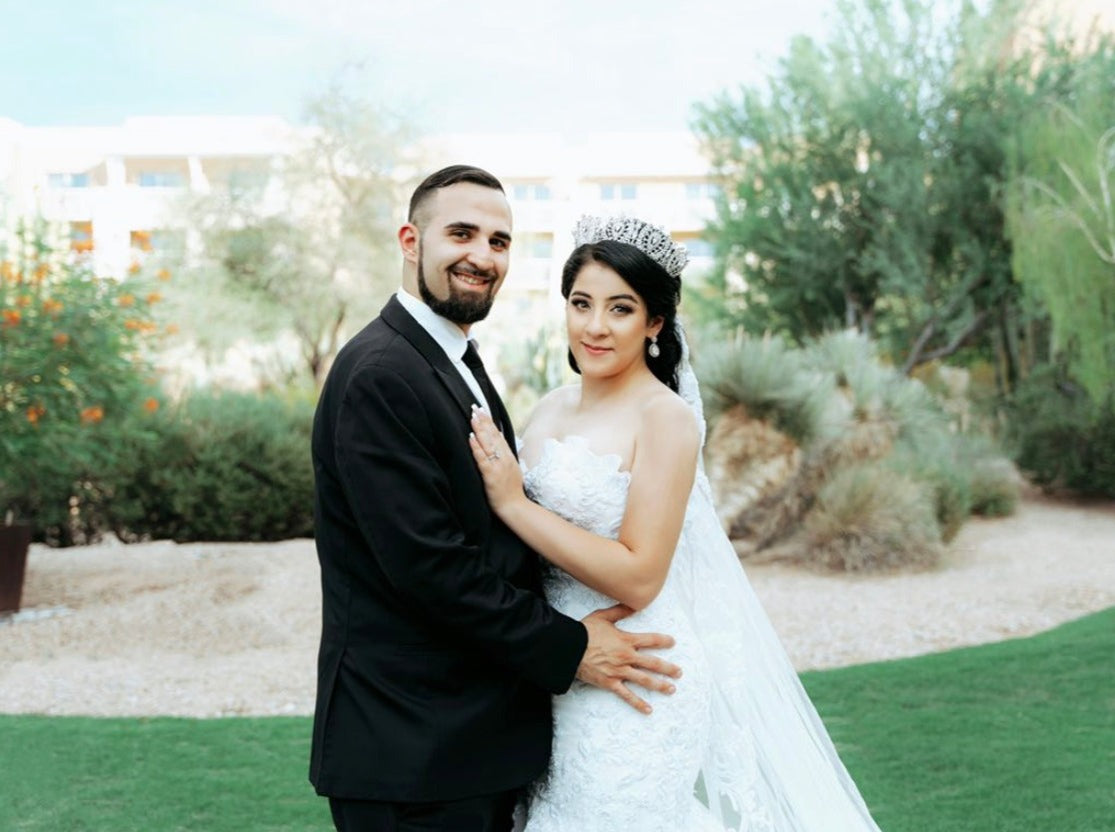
[[517, 433, 883, 832]]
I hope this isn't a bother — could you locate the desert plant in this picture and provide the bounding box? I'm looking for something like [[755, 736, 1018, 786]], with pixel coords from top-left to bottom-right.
[[697, 327, 1017, 569], [968, 457, 1021, 517], [804, 329, 948, 444], [803, 462, 944, 571], [887, 436, 973, 544], [696, 332, 841, 447]]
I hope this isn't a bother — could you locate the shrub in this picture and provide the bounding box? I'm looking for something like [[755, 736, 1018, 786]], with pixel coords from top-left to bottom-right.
[[696, 332, 840, 447], [804, 329, 946, 442], [0, 220, 164, 542], [803, 463, 944, 571], [105, 390, 315, 542], [969, 457, 1021, 517], [1006, 368, 1115, 498], [697, 327, 1018, 569]]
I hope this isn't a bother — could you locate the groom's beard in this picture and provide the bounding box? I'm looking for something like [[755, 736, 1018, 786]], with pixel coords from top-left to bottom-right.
[[417, 248, 498, 326]]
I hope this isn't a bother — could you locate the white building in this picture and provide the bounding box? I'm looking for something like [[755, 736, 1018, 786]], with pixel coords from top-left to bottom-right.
[[0, 116, 297, 276], [0, 117, 718, 284]]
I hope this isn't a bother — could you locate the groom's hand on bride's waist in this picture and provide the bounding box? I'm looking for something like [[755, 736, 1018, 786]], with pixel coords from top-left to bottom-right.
[[575, 604, 682, 715]]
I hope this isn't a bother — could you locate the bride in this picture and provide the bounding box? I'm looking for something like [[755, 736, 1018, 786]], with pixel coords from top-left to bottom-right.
[[468, 216, 883, 831]]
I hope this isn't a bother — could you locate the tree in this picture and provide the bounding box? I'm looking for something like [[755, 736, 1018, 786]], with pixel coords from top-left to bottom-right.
[[693, 0, 1028, 376], [178, 86, 421, 388], [1006, 38, 1115, 404]]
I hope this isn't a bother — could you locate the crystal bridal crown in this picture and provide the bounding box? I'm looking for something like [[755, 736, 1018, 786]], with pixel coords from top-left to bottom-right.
[[572, 215, 689, 279]]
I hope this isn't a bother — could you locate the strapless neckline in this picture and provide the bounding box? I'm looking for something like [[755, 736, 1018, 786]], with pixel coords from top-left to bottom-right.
[[522, 434, 631, 480]]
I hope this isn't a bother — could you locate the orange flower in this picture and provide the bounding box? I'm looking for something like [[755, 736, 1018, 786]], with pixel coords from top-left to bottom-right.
[[146, 291, 162, 304], [157, 268, 172, 282], [42, 298, 63, 315], [80, 405, 104, 425], [165, 323, 180, 335], [143, 397, 160, 413], [118, 294, 136, 307], [33, 264, 49, 282], [124, 318, 141, 330], [2, 309, 20, 326], [26, 404, 46, 425], [127, 261, 141, 276], [140, 321, 158, 334], [16, 295, 31, 308], [52, 333, 71, 347], [0, 261, 13, 282]]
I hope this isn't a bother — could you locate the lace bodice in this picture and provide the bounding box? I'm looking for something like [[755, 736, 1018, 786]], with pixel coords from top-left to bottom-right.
[[522, 437, 637, 619], [522, 435, 700, 633], [522, 435, 630, 538]]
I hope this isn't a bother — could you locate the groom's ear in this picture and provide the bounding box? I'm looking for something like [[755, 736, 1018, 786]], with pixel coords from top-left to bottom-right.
[[398, 223, 420, 264]]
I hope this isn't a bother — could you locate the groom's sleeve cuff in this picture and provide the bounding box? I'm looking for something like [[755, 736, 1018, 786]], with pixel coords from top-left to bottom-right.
[[529, 614, 588, 695]]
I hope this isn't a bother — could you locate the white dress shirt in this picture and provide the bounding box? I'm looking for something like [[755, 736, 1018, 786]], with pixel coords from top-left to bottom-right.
[[395, 289, 492, 413]]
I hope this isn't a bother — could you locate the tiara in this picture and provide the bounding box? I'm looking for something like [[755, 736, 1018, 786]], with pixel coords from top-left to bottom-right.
[[572, 215, 689, 279]]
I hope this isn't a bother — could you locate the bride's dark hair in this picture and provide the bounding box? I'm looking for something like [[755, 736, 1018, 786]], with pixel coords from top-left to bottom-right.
[[560, 240, 683, 392]]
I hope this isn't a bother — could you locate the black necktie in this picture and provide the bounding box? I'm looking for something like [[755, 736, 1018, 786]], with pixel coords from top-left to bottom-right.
[[462, 340, 508, 434]]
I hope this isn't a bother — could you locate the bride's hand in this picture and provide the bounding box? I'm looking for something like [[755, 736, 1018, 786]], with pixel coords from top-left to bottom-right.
[[469, 406, 524, 513]]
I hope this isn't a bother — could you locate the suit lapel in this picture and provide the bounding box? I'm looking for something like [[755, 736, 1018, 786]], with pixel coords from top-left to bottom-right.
[[381, 296, 492, 425]]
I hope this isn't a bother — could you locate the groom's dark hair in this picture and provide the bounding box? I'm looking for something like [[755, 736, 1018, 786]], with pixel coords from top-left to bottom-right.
[[408, 164, 505, 226]]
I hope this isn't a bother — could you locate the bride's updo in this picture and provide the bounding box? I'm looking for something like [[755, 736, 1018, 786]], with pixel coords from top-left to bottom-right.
[[560, 240, 683, 392]]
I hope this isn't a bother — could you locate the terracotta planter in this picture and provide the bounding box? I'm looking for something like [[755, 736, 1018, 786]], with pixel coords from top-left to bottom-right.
[[0, 523, 31, 614]]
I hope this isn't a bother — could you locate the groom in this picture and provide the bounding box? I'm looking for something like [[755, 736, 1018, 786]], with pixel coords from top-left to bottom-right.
[[310, 165, 680, 831]]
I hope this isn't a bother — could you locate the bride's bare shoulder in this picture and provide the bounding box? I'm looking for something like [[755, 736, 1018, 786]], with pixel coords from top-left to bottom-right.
[[637, 386, 699, 445], [524, 383, 580, 432]]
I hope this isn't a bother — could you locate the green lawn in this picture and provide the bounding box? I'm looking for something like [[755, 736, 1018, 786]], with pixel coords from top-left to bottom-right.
[[0, 715, 325, 831], [1, 607, 1111, 831], [802, 606, 1115, 832]]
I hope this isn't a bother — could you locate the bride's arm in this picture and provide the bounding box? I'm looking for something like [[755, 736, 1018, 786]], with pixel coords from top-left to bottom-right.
[[470, 397, 699, 610]]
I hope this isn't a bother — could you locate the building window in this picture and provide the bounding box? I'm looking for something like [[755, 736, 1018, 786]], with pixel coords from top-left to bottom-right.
[[600, 183, 637, 201], [227, 169, 269, 191], [47, 172, 90, 188], [685, 182, 722, 200], [684, 239, 715, 258], [151, 229, 186, 253], [511, 183, 552, 201], [138, 171, 185, 188], [131, 228, 185, 253], [70, 221, 93, 253], [530, 237, 553, 259]]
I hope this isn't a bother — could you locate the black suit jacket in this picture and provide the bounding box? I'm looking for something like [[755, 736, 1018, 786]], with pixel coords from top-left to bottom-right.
[[309, 296, 587, 802]]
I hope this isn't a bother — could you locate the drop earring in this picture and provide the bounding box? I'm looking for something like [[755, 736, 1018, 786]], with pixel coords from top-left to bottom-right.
[[647, 336, 661, 358]]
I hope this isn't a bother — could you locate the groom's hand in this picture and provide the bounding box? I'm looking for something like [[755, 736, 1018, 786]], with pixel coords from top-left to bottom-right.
[[576, 604, 682, 715]]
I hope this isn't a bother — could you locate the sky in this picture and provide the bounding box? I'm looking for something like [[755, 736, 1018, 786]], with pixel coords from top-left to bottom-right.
[[0, 0, 838, 133]]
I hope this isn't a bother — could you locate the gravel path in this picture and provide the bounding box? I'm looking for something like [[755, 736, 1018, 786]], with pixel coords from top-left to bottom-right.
[[1, 494, 1112, 717]]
